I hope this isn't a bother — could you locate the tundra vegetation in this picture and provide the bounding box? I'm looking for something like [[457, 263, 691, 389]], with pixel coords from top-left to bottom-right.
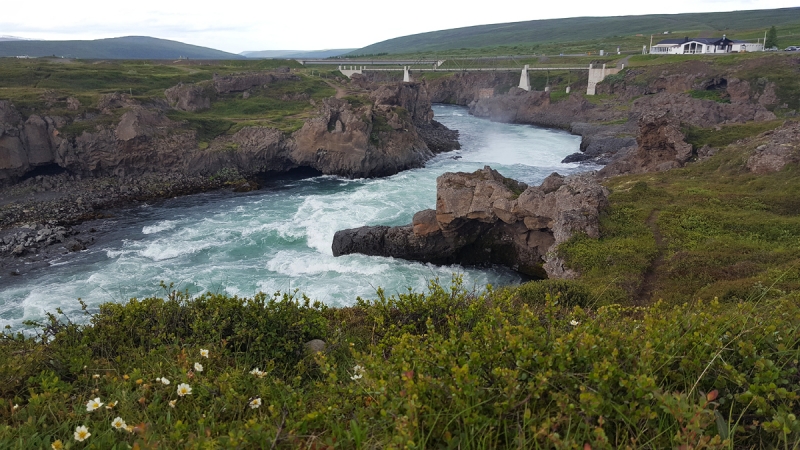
[[2, 48, 800, 448], [0, 58, 336, 141]]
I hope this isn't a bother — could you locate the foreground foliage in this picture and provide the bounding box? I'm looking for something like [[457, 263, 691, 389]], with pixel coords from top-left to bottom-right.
[[2, 278, 799, 449]]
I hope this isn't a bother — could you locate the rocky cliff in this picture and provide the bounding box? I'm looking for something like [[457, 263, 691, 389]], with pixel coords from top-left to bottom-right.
[[0, 73, 459, 186], [332, 166, 608, 279], [416, 58, 788, 169]]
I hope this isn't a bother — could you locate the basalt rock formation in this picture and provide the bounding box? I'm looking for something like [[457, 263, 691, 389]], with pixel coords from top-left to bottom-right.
[[600, 111, 694, 177], [563, 122, 637, 164], [332, 166, 608, 279], [0, 74, 459, 185], [746, 121, 800, 174], [0, 100, 66, 183], [212, 70, 296, 94], [164, 82, 212, 112], [630, 92, 776, 127], [469, 88, 609, 129]]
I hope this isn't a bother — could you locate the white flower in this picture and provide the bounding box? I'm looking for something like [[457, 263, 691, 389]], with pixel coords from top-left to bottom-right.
[[250, 368, 266, 378], [92, 374, 100, 379], [169, 399, 177, 408], [12, 404, 19, 411], [570, 319, 580, 326], [74, 425, 91, 442], [111, 417, 126, 430], [105, 401, 117, 410], [200, 349, 209, 358], [85, 397, 103, 412], [249, 397, 262, 409], [160, 377, 171, 385], [350, 364, 365, 381], [177, 383, 192, 397], [194, 362, 204, 373]]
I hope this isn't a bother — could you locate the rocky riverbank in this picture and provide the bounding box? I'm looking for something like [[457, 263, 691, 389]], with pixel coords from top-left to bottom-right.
[[1, 69, 463, 271], [0, 169, 258, 275]]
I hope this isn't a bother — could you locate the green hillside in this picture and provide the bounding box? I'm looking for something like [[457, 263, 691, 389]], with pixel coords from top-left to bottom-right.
[[352, 7, 800, 55], [0, 36, 245, 60]]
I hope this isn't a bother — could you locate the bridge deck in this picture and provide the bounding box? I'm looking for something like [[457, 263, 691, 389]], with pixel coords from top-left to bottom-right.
[[362, 67, 589, 72]]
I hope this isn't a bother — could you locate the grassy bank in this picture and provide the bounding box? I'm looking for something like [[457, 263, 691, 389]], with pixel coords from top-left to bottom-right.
[[0, 58, 333, 139], [2, 277, 799, 449], [560, 122, 800, 305]]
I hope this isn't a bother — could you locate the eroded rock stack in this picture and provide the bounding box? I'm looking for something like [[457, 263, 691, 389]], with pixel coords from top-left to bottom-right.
[[332, 166, 608, 279], [600, 110, 693, 177]]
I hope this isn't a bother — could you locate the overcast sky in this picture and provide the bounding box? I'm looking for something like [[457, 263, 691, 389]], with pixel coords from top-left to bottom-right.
[[1, 0, 796, 53]]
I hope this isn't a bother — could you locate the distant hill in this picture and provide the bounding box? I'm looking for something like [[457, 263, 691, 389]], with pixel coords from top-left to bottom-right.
[[351, 7, 800, 54], [0, 36, 29, 42], [0, 36, 245, 59], [240, 49, 356, 59]]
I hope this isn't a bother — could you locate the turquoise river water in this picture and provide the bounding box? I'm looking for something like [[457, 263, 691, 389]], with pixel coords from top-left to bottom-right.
[[0, 105, 589, 331]]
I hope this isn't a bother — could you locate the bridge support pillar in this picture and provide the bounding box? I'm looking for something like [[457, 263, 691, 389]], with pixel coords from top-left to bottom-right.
[[586, 63, 622, 95], [518, 64, 530, 91], [403, 66, 411, 82]]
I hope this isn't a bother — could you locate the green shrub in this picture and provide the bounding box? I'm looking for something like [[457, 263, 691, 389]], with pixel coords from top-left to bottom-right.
[[683, 121, 783, 149], [688, 89, 731, 103], [2, 279, 800, 448], [514, 279, 593, 308]]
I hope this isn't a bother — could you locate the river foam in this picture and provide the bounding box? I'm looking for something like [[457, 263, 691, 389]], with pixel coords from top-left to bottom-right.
[[0, 105, 588, 331]]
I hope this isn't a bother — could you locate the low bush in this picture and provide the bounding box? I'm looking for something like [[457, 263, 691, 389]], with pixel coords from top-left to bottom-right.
[[2, 278, 799, 448], [683, 121, 783, 149]]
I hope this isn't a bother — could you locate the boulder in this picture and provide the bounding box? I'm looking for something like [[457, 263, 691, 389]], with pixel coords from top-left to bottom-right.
[[97, 92, 138, 113], [0, 100, 22, 126], [746, 121, 800, 174], [164, 83, 211, 112], [304, 339, 326, 354], [66, 97, 82, 111], [333, 166, 608, 279]]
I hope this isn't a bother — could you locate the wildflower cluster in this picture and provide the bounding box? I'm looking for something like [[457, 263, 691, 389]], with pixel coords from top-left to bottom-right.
[[350, 364, 365, 381], [250, 368, 267, 378]]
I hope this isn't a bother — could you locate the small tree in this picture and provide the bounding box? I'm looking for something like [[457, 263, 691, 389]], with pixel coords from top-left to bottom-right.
[[765, 26, 778, 49]]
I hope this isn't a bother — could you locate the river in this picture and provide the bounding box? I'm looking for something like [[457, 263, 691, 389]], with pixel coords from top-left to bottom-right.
[[0, 105, 587, 331]]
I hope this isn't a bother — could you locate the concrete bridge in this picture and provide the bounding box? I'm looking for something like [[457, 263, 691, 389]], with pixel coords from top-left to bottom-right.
[[335, 63, 622, 95], [301, 58, 446, 67]]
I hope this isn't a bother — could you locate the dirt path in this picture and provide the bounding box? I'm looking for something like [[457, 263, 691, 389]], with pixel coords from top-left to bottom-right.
[[616, 54, 633, 68], [323, 80, 347, 99], [635, 209, 665, 304]]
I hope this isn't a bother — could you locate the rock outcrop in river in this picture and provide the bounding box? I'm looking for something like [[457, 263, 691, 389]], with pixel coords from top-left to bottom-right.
[[332, 166, 608, 279]]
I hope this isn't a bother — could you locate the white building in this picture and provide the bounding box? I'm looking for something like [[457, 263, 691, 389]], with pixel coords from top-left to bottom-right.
[[650, 36, 763, 54]]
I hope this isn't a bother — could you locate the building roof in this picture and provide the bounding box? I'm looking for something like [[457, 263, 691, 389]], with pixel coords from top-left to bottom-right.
[[655, 37, 734, 46]]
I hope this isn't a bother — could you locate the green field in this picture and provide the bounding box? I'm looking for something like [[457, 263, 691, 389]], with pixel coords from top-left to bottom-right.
[[0, 58, 334, 137], [350, 8, 800, 56]]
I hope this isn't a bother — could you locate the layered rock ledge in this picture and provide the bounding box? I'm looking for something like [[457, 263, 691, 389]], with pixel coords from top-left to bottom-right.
[[332, 166, 608, 278], [1, 73, 460, 186]]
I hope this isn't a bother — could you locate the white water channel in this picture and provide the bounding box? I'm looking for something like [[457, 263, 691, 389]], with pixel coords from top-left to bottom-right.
[[0, 105, 588, 331]]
